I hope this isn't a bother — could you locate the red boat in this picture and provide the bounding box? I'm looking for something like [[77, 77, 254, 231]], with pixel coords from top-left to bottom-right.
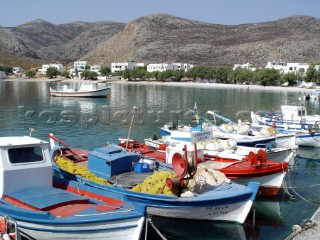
[[120, 140, 289, 196]]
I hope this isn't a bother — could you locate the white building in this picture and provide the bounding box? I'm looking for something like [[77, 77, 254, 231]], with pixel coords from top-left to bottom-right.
[[171, 63, 194, 72], [12, 67, 23, 74], [265, 61, 309, 74], [74, 61, 87, 70], [233, 62, 256, 71], [90, 65, 101, 74], [111, 62, 145, 73], [38, 64, 63, 75], [147, 63, 193, 72]]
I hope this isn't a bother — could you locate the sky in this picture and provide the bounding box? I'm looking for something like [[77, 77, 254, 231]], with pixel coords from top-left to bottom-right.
[[0, 0, 319, 27]]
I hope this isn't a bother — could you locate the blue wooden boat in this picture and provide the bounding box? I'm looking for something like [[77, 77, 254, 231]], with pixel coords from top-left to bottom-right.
[[49, 134, 260, 224], [0, 136, 145, 240]]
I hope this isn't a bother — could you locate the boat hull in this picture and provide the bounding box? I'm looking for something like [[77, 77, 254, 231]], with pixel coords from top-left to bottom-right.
[[147, 198, 253, 224], [17, 217, 144, 240], [54, 169, 260, 224], [227, 171, 287, 196], [50, 88, 109, 98], [295, 133, 320, 147]]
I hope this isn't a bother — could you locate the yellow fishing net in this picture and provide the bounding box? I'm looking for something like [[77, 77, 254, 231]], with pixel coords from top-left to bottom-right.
[[132, 171, 179, 195], [55, 157, 110, 186]]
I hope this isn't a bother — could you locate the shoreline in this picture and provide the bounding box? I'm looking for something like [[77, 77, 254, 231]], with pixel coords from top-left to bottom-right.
[[2, 77, 317, 93]]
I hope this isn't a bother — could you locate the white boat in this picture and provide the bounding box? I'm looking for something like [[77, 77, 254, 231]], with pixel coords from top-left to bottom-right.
[[252, 105, 320, 127], [144, 137, 295, 165], [251, 109, 320, 147], [0, 136, 145, 240], [50, 82, 110, 97]]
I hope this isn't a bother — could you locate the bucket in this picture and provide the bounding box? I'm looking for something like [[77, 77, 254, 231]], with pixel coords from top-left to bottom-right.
[[134, 163, 150, 173], [139, 158, 156, 170]]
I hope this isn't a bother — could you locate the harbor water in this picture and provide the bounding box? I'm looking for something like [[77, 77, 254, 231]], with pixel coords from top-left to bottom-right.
[[0, 80, 319, 240]]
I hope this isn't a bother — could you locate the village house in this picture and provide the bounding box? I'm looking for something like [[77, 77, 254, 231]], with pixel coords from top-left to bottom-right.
[[265, 61, 309, 74], [233, 62, 256, 71], [111, 62, 145, 73], [38, 64, 63, 75], [146, 63, 193, 72]]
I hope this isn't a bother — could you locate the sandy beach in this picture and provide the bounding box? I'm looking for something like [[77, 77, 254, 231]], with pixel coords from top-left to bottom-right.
[[2, 76, 317, 94]]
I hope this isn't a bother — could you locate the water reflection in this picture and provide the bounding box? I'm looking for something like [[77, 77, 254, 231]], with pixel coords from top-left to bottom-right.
[[147, 216, 248, 240], [1, 81, 320, 240], [297, 147, 320, 160], [248, 197, 284, 227], [49, 97, 107, 113]]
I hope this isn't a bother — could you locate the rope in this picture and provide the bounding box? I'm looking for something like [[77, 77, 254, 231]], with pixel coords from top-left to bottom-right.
[[285, 219, 317, 240], [147, 217, 167, 240], [283, 161, 320, 206]]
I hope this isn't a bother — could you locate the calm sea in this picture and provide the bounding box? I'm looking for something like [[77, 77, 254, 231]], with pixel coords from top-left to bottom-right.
[[0, 80, 319, 240]]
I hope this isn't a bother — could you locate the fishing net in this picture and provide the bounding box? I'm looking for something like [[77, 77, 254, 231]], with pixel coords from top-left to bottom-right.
[[55, 157, 110, 186], [132, 171, 179, 195]]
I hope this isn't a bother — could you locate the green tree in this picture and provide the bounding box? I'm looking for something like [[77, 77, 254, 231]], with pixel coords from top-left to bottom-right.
[[81, 70, 98, 80], [305, 65, 318, 83], [25, 70, 36, 78], [122, 69, 131, 80], [229, 68, 255, 84], [100, 66, 111, 76], [256, 69, 281, 86], [60, 71, 69, 78], [172, 69, 185, 81], [280, 73, 297, 86], [0, 65, 13, 74], [46, 67, 59, 79], [216, 66, 232, 83]]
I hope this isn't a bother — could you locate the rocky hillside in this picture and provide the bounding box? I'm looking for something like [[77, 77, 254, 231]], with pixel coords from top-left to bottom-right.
[[0, 19, 125, 69], [1, 14, 319, 69]]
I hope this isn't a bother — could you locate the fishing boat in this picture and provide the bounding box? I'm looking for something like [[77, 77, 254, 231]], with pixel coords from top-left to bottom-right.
[[251, 110, 320, 147], [160, 120, 278, 148], [50, 82, 110, 97], [0, 135, 145, 240], [134, 130, 289, 196], [251, 105, 320, 128], [49, 134, 260, 224], [161, 110, 296, 149], [144, 136, 295, 166]]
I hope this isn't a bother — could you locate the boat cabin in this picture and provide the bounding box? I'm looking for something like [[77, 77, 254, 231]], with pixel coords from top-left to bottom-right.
[[0, 136, 52, 198], [78, 82, 101, 92], [281, 105, 307, 121]]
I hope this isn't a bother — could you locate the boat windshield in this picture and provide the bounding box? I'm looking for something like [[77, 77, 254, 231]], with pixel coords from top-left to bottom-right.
[[298, 110, 306, 117], [8, 146, 44, 164]]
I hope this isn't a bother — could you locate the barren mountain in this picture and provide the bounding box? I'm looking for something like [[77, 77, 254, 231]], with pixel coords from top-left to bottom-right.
[[0, 19, 125, 69], [0, 13, 319, 70], [85, 14, 320, 67]]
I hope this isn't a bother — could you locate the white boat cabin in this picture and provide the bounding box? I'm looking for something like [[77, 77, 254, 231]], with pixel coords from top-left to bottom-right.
[[0, 136, 52, 198], [281, 105, 307, 121], [78, 82, 102, 92]]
